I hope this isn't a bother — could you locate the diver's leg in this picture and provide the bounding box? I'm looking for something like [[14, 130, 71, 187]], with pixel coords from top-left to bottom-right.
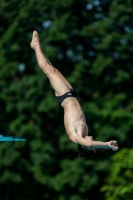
[[56, 70, 73, 89], [30, 31, 72, 96]]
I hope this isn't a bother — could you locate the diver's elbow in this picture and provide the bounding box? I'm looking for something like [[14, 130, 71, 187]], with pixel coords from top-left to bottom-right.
[[69, 135, 78, 144]]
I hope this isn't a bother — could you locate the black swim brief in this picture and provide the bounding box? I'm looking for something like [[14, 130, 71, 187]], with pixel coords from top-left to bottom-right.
[[56, 88, 76, 104]]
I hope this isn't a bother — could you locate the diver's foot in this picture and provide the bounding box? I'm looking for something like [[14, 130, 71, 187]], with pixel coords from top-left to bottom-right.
[[30, 30, 40, 49]]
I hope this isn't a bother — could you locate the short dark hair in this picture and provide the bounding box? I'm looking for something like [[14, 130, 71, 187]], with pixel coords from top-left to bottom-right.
[[78, 144, 96, 158]]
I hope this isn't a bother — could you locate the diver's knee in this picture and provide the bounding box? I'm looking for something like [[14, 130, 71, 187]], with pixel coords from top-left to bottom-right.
[[49, 67, 58, 74]]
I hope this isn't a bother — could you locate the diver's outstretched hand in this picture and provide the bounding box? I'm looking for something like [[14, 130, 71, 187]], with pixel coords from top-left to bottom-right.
[[106, 140, 119, 151]]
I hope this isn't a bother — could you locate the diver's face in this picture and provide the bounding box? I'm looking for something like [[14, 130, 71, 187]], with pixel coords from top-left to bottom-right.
[[85, 136, 94, 141]]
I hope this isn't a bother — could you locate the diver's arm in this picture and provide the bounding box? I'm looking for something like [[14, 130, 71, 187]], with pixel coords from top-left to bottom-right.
[[70, 135, 119, 151]]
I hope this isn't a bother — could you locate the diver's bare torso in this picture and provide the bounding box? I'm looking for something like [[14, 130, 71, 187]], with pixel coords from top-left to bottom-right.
[[61, 97, 88, 139]]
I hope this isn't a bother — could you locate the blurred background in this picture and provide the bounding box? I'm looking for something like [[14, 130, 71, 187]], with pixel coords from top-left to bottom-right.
[[0, 0, 133, 199]]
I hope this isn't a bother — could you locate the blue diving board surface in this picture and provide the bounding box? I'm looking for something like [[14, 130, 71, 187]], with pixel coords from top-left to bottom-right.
[[0, 135, 26, 142]]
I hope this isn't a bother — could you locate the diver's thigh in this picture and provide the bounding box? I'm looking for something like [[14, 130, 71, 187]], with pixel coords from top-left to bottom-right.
[[47, 67, 70, 96]]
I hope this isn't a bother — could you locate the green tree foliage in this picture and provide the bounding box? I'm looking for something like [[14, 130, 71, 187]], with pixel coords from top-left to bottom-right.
[[0, 0, 133, 199], [101, 148, 133, 200]]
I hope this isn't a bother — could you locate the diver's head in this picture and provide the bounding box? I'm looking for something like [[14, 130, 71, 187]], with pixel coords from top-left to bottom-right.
[[78, 144, 96, 158]]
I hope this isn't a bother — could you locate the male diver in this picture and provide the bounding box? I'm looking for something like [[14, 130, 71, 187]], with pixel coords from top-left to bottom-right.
[[30, 31, 119, 158]]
